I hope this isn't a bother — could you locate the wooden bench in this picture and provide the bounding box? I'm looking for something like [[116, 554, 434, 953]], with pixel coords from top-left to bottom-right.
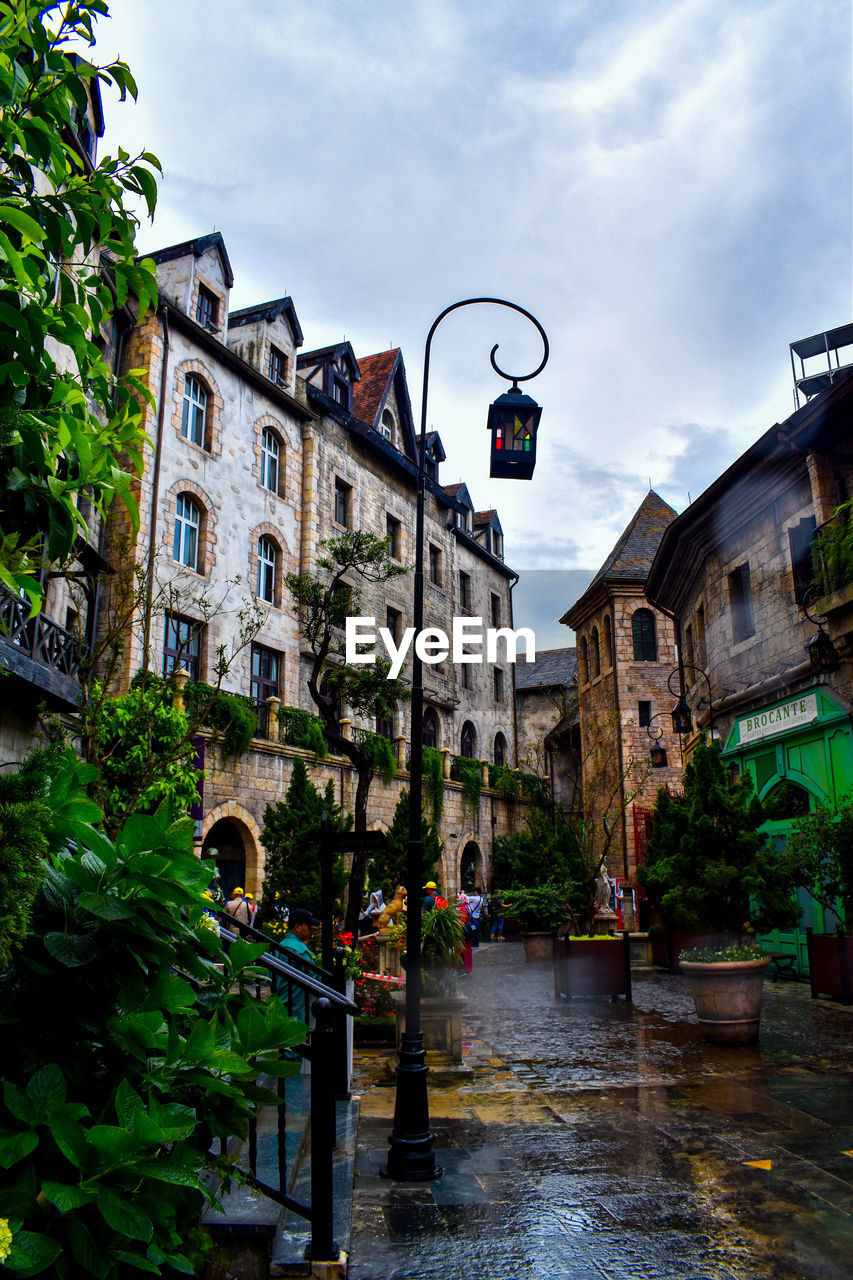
[[766, 951, 798, 977]]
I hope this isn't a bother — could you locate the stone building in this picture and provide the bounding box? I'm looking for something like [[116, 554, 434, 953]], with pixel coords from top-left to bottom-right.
[[514, 647, 579, 816], [645, 328, 853, 969], [100, 232, 521, 900], [561, 492, 680, 912]]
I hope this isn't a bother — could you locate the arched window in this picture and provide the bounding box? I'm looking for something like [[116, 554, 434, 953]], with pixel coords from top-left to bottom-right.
[[632, 608, 657, 662], [260, 428, 281, 493], [494, 732, 507, 767], [460, 721, 477, 759], [181, 374, 208, 448], [380, 409, 395, 442], [591, 627, 601, 678], [579, 635, 588, 685], [257, 535, 278, 603], [422, 708, 438, 749], [603, 614, 612, 669], [174, 494, 201, 570]]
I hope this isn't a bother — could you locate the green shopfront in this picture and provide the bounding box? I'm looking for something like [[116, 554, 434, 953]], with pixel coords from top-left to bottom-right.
[[722, 687, 853, 975]]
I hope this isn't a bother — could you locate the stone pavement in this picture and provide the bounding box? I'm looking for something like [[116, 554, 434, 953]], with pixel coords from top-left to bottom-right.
[[347, 940, 853, 1279]]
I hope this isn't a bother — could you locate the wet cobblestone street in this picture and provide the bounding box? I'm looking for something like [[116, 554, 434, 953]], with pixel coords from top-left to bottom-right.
[[348, 941, 853, 1279]]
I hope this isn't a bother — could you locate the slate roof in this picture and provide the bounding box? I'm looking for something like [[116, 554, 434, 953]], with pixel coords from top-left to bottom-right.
[[515, 647, 577, 692], [147, 232, 234, 288], [589, 490, 677, 588], [228, 297, 304, 346], [353, 349, 399, 426]]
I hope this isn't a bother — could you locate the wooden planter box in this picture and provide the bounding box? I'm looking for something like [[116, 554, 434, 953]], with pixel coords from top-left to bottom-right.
[[553, 934, 632, 1001], [806, 930, 853, 1004]]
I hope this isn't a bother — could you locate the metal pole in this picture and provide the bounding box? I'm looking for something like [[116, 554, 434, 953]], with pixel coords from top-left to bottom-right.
[[306, 998, 338, 1261], [320, 811, 333, 973], [383, 298, 548, 1182]]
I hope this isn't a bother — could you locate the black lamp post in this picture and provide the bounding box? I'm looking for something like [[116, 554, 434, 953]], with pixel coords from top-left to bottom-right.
[[383, 298, 548, 1182], [801, 590, 839, 675], [645, 712, 669, 768], [667, 663, 715, 739]]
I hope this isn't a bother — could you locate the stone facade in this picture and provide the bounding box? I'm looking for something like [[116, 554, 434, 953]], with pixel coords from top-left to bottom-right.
[[562, 492, 680, 890], [102, 232, 522, 900]]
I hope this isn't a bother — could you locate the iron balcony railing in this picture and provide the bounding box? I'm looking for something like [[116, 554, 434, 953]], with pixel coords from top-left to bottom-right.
[[0, 588, 82, 678], [211, 913, 357, 1260]]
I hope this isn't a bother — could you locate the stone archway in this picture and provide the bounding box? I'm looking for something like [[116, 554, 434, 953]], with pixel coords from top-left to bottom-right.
[[459, 838, 483, 893], [202, 803, 264, 897]]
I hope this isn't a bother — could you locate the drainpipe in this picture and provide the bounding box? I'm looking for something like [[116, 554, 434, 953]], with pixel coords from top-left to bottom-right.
[[142, 304, 170, 671], [508, 570, 519, 766], [603, 583, 630, 881]]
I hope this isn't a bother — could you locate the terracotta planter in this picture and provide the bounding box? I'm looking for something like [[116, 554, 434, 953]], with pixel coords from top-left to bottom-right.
[[806, 931, 853, 1003], [521, 931, 553, 962], [680, 957, 770, 1044]]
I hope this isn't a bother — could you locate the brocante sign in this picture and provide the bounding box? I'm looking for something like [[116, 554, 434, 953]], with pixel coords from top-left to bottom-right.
[[737, 694, 818, 745]]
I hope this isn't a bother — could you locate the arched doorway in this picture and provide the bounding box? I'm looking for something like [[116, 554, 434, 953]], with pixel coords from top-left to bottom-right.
[[203, 819, 246, 897], [460, 841, 481, 892]]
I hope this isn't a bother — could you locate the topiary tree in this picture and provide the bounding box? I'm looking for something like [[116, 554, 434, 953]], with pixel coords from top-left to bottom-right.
[[368, 788, 441, 894], [638, 734, 800, 936], [259, 759, 350, 920], [782, 794, 853, 928]]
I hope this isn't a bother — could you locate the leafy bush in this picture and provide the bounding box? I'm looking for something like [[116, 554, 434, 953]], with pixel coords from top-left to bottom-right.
[[450, 755, 482, 823], [183, 682, 258, 759], [503, 881, 570, 932], [638, 735, 799, 936], [359, 732, 396, 783], [259, 759, 349, 917], [680, 944, 766, 963], [276, 706, 328, 758], [422, 746, 444, 821], [0, 751, 58, 969], [782, 794, 853, 925], [488, 764, 518, 800], [812, 499, 853, 594], [88, 682, 201, 832], [0, 750, 303, 1279], [368, 788, 441, 891]]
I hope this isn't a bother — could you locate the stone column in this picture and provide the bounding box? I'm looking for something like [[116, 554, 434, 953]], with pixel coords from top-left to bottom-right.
[[394, 734, 408, 771], [172, 668, 190, 712], [265, 695, 281, 742], [441, 748, 452, 779]]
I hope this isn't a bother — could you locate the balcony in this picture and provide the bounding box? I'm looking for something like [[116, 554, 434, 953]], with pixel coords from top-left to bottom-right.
[[0, 589, 81, 705]]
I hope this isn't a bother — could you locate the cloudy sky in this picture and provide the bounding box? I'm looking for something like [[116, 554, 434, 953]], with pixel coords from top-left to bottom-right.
[[93, 0, 851, 645]]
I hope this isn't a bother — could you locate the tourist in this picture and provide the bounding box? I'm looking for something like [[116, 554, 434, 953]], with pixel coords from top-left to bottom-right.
[[456, 892, 473, 973], [466, 885, 484, 948], [224, 886, 252, 930], [274, 906, 320, 1023]]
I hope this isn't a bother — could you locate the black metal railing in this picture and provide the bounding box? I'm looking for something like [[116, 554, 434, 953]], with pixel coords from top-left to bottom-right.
[[0, 588, 81, 677], [213, 916, 357, 1259]]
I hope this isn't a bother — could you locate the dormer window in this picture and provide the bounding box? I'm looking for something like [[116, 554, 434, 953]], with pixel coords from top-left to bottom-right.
[[493, 531, 503, 559], [333, 376, 350, 410], [456, 508, 471, 533], [269, 344, 287, 387], [424, 448, 438, 481], [380, 409, 395, 442], [196, 285, 219, 332]]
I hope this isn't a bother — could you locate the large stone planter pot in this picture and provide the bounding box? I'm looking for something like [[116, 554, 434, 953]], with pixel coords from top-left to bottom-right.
[[806, 930, 853, 1003], [521, 931, 553, 962], [392, 990, 468, 1061], [680, 957, 770, 1044]]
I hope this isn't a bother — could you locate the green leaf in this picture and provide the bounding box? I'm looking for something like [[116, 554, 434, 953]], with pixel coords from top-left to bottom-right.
[[114, 1078, 144, 1129], [0, 1129, 38, 1169], [26, 1062, 65, 1109], [50, 1121, 88, 1171], [88, 1124, 140, 1162], [67, 1218, 110, 1279], [0, 203, 47, 243], [3, 1230, 62, 1276], [110, 1250, 160, 1274], [40, 1180, 91, 1213], [96, 1186, 154, 1242], [43, 932, 99, 967]]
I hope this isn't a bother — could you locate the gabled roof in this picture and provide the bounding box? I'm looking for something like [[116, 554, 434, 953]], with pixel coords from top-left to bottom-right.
[[444, 482, 474, 509], [297, 341, 361, 382], [352, 349, 399, 424], [228, 297, 304, 346], [515, 646, 577, 692], [147, 232, 234, 288], [590, 490, 676, 588], [424, 431, 446, 463], [474, 509, 503, 533]]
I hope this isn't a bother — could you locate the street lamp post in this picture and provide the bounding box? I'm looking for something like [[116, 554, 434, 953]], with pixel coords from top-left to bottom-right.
[[383, 299, 548, 1182], [667, 663, 715, 739]]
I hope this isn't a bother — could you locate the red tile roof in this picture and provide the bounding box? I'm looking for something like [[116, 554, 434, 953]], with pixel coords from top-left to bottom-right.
[[353, 349, 399, 427]]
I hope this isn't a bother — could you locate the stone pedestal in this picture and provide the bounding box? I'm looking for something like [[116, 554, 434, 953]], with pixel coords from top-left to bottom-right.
[[392, 991, 467, 1062], [376, 936, 402, 977], [593, 909, 618, 935]]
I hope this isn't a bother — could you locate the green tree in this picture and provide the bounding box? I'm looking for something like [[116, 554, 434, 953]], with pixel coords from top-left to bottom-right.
[[369, 787, 441, 894], [259, 759, 350, 919], [0, 1, 160, 611], [0, 747, 56, 967], [638, 735, 800, 935], [286, 531, 409, 933], [782, 794, 853, 925], [0, 748, 303, 1279]]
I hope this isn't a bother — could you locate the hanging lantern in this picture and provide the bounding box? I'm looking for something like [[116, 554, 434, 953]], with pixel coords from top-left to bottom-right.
[[650, 743, 668, 769], [805, 627, 838, 674], [671, 698, 692, 735], [487, 385, 541, 480]]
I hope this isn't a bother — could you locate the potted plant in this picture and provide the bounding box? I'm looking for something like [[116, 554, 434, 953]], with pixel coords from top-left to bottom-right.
[[638, 735, 800, 1042], [783, 796, 853, 1002], [505, 881, 571, 961], [553, 933, 632, 1001], [393, 902, 467, 1059]]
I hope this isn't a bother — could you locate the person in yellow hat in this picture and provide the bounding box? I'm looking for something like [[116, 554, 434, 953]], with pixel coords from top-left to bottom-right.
[[422, 881, 447, 911], [224, 886, 252, 929]]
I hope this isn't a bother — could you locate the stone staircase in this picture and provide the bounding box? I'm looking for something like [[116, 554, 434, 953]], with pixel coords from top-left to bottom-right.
[[203, 1073, 359, 1279]]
